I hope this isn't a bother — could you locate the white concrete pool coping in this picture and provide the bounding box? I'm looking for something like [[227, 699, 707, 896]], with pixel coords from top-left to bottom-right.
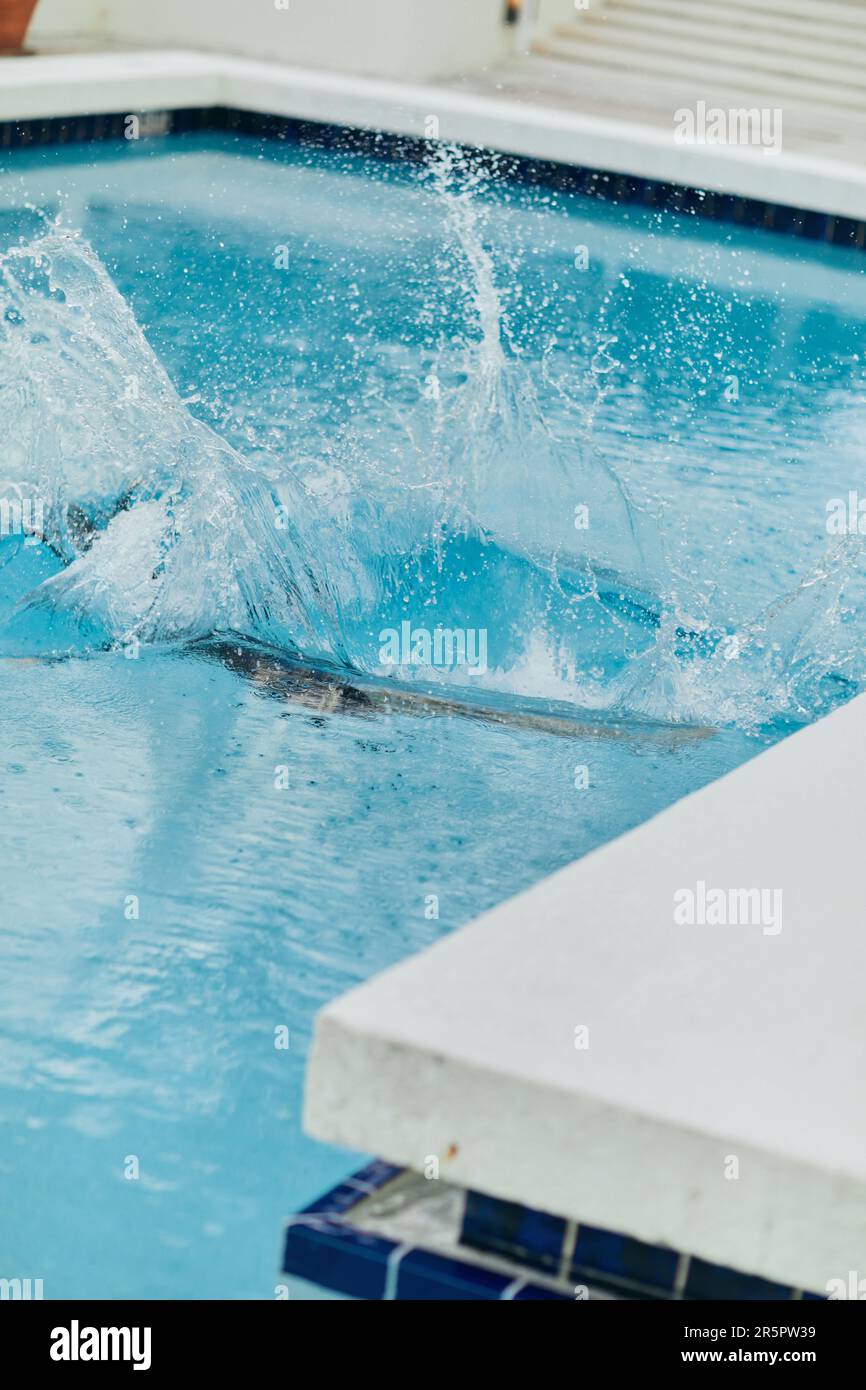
[[308, 691, 866, 1296], [4, 46, 866, 1295], [3, 48, 866, 221]]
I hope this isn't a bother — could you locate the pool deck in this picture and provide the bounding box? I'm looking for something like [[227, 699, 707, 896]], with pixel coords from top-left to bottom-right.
[[3, 49, 866, 220], [496, 0, 866, 171]]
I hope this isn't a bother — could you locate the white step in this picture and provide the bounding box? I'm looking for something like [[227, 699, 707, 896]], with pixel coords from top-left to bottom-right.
[[552, 21, 866, 92], [559, 9, 866, 67], [493, 53, 866, 146], [532, 37, 866, 114], [609, 0, 866, 33]]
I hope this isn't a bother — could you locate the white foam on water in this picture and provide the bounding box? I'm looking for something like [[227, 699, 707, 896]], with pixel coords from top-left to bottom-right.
[[0, 153, 861, 733]]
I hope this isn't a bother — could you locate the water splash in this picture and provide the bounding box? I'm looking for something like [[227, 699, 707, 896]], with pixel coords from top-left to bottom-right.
[[0, 229, 367, 663], [0, 149, 861, 734]]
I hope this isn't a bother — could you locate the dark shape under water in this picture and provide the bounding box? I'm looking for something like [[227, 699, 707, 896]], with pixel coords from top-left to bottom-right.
[[201, 639, 716, 746]]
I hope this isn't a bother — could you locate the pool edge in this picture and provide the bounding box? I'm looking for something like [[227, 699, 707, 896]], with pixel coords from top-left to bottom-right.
[[2, 49, 866, 232], [304, 689, 866, 1298]]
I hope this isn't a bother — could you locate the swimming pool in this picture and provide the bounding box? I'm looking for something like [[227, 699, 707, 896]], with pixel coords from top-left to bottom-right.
[[1, 126, 864, 1299]]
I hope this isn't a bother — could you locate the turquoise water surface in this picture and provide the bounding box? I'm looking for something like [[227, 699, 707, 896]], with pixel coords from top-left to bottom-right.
[[1, 130, 865, 1297]]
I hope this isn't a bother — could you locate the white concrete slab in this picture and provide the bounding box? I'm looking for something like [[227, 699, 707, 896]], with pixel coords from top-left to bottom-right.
[[306, 690, 866, 1294], [3, 50, 866, 220], [0, 50, 223, 120]]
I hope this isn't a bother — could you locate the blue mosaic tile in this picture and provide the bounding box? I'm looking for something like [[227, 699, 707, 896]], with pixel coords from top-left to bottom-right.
[[286, 1166, 570, 1300], [300, 1180, 368, 1219], [684, 1257, 794, 1302], [461, 1189, 566, 1275], [285, 1162, 826, 1300], [355, 1158, 404, 1189], [300, 1158, 401, 1216], [282, 1218, 396, 1301], [572, 1223, 679, 1295], [396, 1247, 514, 1301], [459, 1186, 823, 1301], [512, 1282, 572, 1301]]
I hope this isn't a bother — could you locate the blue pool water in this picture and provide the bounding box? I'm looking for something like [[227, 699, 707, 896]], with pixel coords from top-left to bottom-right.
[[1, 129, 865, 1298]]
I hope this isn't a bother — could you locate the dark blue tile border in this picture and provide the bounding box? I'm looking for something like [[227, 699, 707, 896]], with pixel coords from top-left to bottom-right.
[[1, 105, 865, 252], [511, 1281, 570, 1301], [299, 1158, 402, 1218], [284, 1162, 826, 1301], [282, 1162, 571, 1300], [282, 1218, 395, 1301], [0, 107, 212, 148], [461, 1187, 824, 1302], [462, 1189, 566, 1276], [571, 1222, 680, 1296], [396, 1247, 515, 1301], [684, 1257, 792, 1302]]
